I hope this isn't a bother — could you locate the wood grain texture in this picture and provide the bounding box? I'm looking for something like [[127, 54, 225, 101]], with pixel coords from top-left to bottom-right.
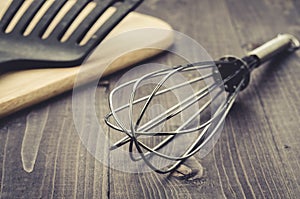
[[0, 0, 299, 198], [0, 8, 173, 118]]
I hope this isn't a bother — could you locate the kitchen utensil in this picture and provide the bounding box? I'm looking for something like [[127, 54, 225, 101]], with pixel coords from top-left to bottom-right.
[[105, 34, 299, 173], [0, 3, 174, 118], [0, 0, 143, 71]]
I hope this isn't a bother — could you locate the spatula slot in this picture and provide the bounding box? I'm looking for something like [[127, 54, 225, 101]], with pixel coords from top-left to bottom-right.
[[1, 0, 142, 42], [79, 6, 117, 46], [60, 2, 98, 43], [23, 0, 56, 36], [78, 0, 142, 48], [0, 0, 144, 69], [5, 0, 34, 34], [42, 0, 77, 40], [0, 1, 24, 32], [0, 0, 13, 21]]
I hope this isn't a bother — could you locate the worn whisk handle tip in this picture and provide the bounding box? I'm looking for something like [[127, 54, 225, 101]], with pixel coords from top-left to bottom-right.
[[247, 34, 299, 63]]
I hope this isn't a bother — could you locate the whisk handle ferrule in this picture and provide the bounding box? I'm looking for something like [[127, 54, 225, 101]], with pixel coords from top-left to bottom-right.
[[247, 34, 299, 65]]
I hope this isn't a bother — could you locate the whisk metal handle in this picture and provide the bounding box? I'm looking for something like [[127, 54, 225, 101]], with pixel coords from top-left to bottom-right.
[[247, 34, 299, 64]]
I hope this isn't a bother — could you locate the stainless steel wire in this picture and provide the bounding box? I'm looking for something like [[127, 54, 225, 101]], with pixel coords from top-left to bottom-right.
[[104, 60, 248, 173], [104, 34, 299, 173]]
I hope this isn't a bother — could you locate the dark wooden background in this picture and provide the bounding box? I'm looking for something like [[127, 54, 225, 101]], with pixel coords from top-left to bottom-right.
[[1, 0, 299, 198]]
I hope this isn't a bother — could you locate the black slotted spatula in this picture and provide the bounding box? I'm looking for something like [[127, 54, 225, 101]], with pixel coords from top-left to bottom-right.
[[0, 0, 143, 71]]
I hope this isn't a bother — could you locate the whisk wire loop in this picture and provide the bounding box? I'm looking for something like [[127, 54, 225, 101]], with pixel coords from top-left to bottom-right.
[[105, 34, 299, 173], [105, 61, 246, 173]]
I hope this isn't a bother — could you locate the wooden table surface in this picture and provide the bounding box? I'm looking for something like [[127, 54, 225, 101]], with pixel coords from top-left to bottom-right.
[[0, 0, 299, 198]]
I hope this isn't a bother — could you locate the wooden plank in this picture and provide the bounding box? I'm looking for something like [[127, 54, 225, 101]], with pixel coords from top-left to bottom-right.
[[0, 86, 111, 198], [0, 0, 299, 199], [109, 0, 300, 198], [222, 0, 300, 198], [0, 9, 173, 118], [109, 0, 248, 198]]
